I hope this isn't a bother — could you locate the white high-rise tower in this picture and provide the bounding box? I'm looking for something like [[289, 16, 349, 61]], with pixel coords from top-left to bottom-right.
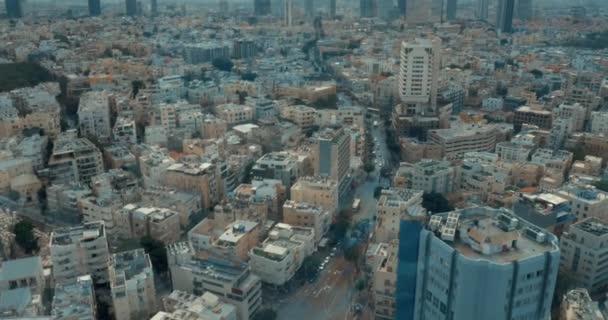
[[398, 38, 441, 115], [284, 0, 293, 26]]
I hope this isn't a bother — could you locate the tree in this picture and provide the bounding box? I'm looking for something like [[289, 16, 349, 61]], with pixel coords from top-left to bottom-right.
[[241, 71, 258, 82], [38, 188, 48, 216], [594, 179, 608, 193], [7, 190, 20, 201], [364, 162, 375, 174], [333, 209, 351, 241], [242, 161, 255, 184], [13, 221, 38, 254], [0, 62, 53, 92], [131, 80, 145, 98], [253, 308, 277, 320], [373, 186, 385, 199], [140, 236, 168, 274], [355, 278, 366, 291], [422, 192, 453, 214], [212, 57, 234, 72]]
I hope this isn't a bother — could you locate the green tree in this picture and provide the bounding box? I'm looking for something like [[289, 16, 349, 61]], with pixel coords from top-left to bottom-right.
[[355, 278, 366, 291], [594, 179, 608, 192], [373, 186, 385, 199], [364, 162, 375, 174], [0, 62, 53, 92], [7, 190, 20, 201], [422, 192, 454, 214], [140, 236, 168, 274], [333, 209, 351, 241], [13, 221, 38, 254], [131, 80, 145, 98], [253, 308, 277, 320], [241, 71, 257, 82], [212, 57, 234, 72]]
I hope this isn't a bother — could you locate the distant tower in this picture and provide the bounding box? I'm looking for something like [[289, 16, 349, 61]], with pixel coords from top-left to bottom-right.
[[151, 0, 158, 16], [5, 0, 23, 18], [254, 0, 271, 15], [284, 0, 293, 26], [398, 0, 406, 17], [360, 0, 375, 18], [446, 0, 457, 21], [329, 0, 336, 19], [126, 0, 137, 16], [218, 0, 228, 14], [496, 0, 515, 33], [516, 0, 532, 20], [406, 0, 431, 23], [378, 0, 394, 21], [88, 0, 101, 16], [305, 0, 314, 17], [476, 0, 488, 20]]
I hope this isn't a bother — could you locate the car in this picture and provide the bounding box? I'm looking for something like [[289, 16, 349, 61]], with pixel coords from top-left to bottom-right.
[[330, 252, 336, 257], [318, 265, 325, 271], [324, 257, 330, 263]]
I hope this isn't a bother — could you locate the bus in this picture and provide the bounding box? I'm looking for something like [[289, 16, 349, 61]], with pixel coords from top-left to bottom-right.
[[352, 198, 361, 212]]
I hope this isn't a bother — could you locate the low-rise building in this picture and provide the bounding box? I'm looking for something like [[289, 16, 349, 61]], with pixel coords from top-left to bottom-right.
[[282, 200, 331, 243], [248, 223, 315, 286], [279, 105, 317, 131], [48, 131, 104, 185], [0, 256, 44, 295], [110, 249, 157, 320], [393, 160, 455, 194], [164, 162, 220, 209], [0, 287, 42, 318], [52, 275, 96, 320], [513, 105, 552, 130], [50, 221, 111, 285], [213, 220, 260, 262], [560, 289, 606, 320], [375, 188, 426, 243], [290, 176, 339, 215], [215, 103, 254, 126], [555, 184, 608, 221], [428, 124, 498, 160], [78, 91, 112, 142], [116, 204, 181, 244], [167, 243, 262, 320], [158, 290, 237, 320]]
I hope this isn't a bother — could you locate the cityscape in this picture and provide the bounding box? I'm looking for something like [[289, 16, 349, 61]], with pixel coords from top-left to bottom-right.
[[0, 0, 607, 319]]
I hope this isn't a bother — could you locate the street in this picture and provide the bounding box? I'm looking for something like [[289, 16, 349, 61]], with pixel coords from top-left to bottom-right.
[[276, 115, 392, 320]]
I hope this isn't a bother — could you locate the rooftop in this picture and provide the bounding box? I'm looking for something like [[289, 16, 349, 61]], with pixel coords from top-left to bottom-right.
[[572, 218, 608, 238], [111, 249, 152, 285], [217, 220, 258, 244], [51, 221, 105, 246], [427, 207, 559, 263], [52, 275, 95, 319], [0, 256, 42, 282]]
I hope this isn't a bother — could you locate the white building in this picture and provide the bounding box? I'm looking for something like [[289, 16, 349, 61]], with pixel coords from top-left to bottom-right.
[[375, 188, 426, 243], [157, 290, 237, 320], [110, 249, 157, 320], [52, 275, 97, 320], [78, 91, 112, 141], [560, 218, 608, 294], [555, 184, 608, 221], [428, 124, 498, 160], [50, 221, 111, 285], [248, 223, 315, 286], [394, 160, 455, 194], [481, 97, 504, 111], [48, 131, 104, 185], [591, 111, 608, 135], [398, 38, 441, 114]]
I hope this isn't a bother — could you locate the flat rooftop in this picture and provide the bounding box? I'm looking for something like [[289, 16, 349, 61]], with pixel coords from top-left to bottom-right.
[[429, 207, 558, 263], [573, 218, 608, 237], [51, 222, 105, 246]]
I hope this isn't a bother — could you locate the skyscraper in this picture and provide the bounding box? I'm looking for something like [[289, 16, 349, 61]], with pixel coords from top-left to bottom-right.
[[398, 0, 407, 17], [125, 0, 137, 16], [476, 0, 488, 20], [406, 0, 431, 23], [360, 0, 375, 18], [5, 0, 23, 19], [312, 127, 351, 197], [496, 0, 515, 33], [398, 38, 441, 114], [151, 0, 158, 16], [412, 207, 559, 320], [305, 0, 314, 17], [378, 0, 394, 21], [516, 0, 532, 20], [446, 0, 457, 21], [88, 0, 101, 16], [254, 0, 271, 15], [329, 0, 336, 19], [284, 0, 293, 26]]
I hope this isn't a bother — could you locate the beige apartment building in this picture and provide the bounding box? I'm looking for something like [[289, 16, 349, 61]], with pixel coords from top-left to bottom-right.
[[428, 124, 498, 160], [375, 188, 426, 243], [116, 204, 181, 244], [214, 220, 260, 262], [283, 200, 331, 243], [290, 176, 339, 215], [280, 104, 317, 131], [513, 105, 552, 130], [48, 131, 104, 185], [50, 221, 111, 285], [367, 241, 398, 320], [163, 162, 220, 209], [215, 103, 254, 126], [110, 249, 157, 320]]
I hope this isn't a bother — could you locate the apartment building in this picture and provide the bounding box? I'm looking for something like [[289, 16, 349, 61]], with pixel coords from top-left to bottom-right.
[[555, 184, 608, 221], [531, 148, 574, 177], [369, 242, 398, 320], [279, 104, 317, 131], [0, 256, 44, 295], [414, 207, 559, 320], [47, 183, 91, 220], [215, 103, 254, 126], [311, 127, 351, 195], [428, 124, 498, 160], [212, 220, 260, 262], [290, 176, 339, 215], [48, 131, 104, 185], [158, 290, 237, 320], [393, 160, 454, 194], [283, 200, 331, 243], [0, 157, 33, 194], [560, 218, 608, 294], [78, 91, 112, 141], [52, 275, 97, 320], [78, 196, 123, 238], [560, 289, 606, 320], [590, 111, 608, 135], [167, 242, 262, 320], [513, 192, 573, 233], [495, 140, 534, 162], [251, 151, 300, 189], [164, 162, 219, 209], [142, 188, 201, 228], [248, 223, 315, 286], [0, 84, 61, 138], [50, 221, 111, 285], [375, 188, 426, 243], [116, 204, 181, 244], [113, 115, 137, 145], [513, 105, 552, 130], [110, 249, 157, 320], [398, 38, 440, 112]]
